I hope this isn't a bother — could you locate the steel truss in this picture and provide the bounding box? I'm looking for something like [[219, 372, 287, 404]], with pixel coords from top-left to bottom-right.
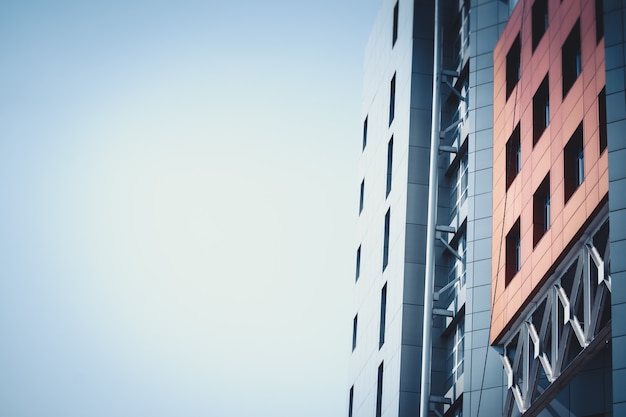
[[498, 214, 611, 416]]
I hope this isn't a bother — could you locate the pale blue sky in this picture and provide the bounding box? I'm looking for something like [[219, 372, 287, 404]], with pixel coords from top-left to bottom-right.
[[0, 1, 379, 416]]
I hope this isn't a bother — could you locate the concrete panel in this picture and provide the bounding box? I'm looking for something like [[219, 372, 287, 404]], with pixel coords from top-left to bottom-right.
[[402, 262, 426, 305], [399, 344, 422, 393], [401, 304, 425, 346]]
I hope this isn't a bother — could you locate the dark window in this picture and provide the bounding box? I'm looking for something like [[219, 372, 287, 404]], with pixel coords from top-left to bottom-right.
[[506, 124, 521, 189], [389, 73, 396, 126], [363, 116, 368, 150], [348, 386, 354, 417], [356, 245, 361, 281], [599, 87, 607, 153], [359, 179, 365, 214], [562, 21, 581, 98], [533, 75, 550, 145], [532, 0, 548, 51], [564, 123, 584, 202], [505, 218, 521, 286], [392, 1, 399, 46], [386, 137, 393, 197], [352, 314, 358, 351], [379, 283, 387, 348], [376, 362, 384, 417], [383, 209, 390, 270], [596, 0, 604, 43], [533, 174, 550, 246], [506, 35, 521, 100]]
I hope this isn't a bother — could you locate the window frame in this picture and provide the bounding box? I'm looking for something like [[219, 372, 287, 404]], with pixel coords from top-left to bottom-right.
[[506, 124, 521, 189], [562, 21, 581, 98], [379, 283, 387, 349], [392, 1, 399, 46], [564, 123, 584, 203], [532, 0, 548, 51], [352, 314, 358, 351], [386, 137, 393, 197], [506, 35, 521, 100], [533, 75, 550, 145], [389, 73, 396, 126], [505, 218, 521, 286], [533, 174, 551, 247], [383, 209, 391, 271]]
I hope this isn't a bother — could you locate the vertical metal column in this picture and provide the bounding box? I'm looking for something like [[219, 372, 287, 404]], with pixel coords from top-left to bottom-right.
[[419, 0, 443, 415]]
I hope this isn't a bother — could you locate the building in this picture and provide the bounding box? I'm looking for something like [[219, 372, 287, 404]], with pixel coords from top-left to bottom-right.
[[348, 0, 625, 416]]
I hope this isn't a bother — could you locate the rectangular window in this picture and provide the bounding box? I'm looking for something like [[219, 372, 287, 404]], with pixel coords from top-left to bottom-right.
[[506, 35, 521, 100], [447, 227, 467, 288], [596, 0, 604, 43], [348, 386, 354, 417], [450, 149, 469, 221], [386, 137, 393, 197], [389, 73, 396, 126], [356, 245, 361, 281], [505, 218, 521, 286], [363, 116, 368, 150], [564, 123, 584, 202], [352, 314, 358, 351], [532, 0, 548, 51], [392, 1, 399, 46], [599, 87, 607, 153], [359, 179, 365, 214], [379, 283, 387, 349], [533, 75, 550, 145], [562, 21, 581, 98], [506, 124, 521, 189], [446, 316, 465, 389], [458, 151, 468, 206], [383, 209, 391, 270], [533, 174, 550, 246], [376, 362, 384, 417]]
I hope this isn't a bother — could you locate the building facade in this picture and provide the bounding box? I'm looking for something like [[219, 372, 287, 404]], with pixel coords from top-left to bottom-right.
[[349, 0, 624, 416]]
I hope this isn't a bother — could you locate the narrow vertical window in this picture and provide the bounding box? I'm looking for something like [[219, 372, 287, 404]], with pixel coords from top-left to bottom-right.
[[506, 124, 521, 189], [533, 174, 551, 246], [363, 116, 368, 150], [379, 283, 387, 349], [564, 123, 584, 202], [447, 227, 467, 289], [562, 21, 581, 98], [392, 1, 399, 46], [356, 245, 361, 281], [348, 386, 354, 417], [532, 0, 548, 51], [383, 209, 391, 270], [359, 179, 365, 214], [446, 316, 465, 388], [506, 35, 521, 100], [352, 314, 358, 351], [376, 362, 384, 417], [596, 0, 604, 43], [533, 75, 550, 145], [386, 137, 393, 197], [599, 87, 607, 153], [389, 73, 396, 126], [505, 218, 521, 286]]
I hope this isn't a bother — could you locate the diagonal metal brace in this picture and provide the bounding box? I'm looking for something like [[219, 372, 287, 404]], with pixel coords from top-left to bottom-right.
[[439, 118, 462, 139], [443, 80, 466, 101], [438, 235, 463, 261]]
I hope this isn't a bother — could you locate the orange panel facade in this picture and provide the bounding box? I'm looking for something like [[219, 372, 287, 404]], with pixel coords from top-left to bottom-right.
[[491, 0, 608, 343]]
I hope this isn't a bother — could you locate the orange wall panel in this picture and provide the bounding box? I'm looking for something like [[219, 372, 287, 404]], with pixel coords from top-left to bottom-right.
[[490, 0, 608, 343]]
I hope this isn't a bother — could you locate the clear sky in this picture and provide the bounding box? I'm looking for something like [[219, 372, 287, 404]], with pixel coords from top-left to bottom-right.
[[0, 1, 380, 416]]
